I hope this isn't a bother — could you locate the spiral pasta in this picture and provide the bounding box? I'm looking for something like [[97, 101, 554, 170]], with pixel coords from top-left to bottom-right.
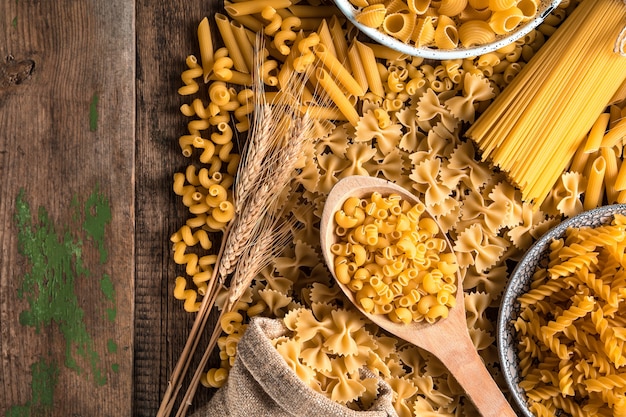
[[515, 214, 626, 415]]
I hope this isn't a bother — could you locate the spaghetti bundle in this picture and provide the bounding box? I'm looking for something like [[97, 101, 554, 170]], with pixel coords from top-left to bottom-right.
[[466, 0, 626, 206]]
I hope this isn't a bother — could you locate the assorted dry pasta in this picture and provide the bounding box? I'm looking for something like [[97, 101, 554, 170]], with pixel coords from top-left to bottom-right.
[[168, 0, 626, 416]]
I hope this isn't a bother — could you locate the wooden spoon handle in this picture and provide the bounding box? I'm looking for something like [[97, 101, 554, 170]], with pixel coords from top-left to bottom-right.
[[439, 335, 516, 417]]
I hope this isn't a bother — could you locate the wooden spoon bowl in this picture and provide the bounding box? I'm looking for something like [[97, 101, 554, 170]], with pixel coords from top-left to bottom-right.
[[320, 176, 516, 417]]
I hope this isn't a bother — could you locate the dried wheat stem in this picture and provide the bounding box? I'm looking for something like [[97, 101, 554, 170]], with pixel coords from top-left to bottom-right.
[[226, 216, 296, 310], [156, 223, 231, 417], [234, 104, 273, 210]]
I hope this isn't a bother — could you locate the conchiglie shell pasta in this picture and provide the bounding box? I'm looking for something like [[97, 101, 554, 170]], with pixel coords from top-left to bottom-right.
[[468, 0, 490, 10], [434, 15, 459, 49], [383, 12, 417, 42], [355, 4, 387, 29], [459, 6, 492, 22], [412, 17, 436, 46], [517, 0, 538, 19], [489, 7, 524, 34], [348, 0, 369, 6], [488, 0, 516, 11], [407, 0, 431, 14], [438, 0, 469, 18], [386, 0, 410, 14], [459, 20, 496, 47]]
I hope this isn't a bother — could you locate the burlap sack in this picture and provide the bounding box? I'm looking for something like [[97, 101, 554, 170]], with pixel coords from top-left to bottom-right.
[[191, 316, 398, 417]]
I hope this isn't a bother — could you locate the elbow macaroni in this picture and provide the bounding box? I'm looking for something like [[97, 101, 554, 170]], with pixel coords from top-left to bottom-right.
[[331, 192, 458, 324]]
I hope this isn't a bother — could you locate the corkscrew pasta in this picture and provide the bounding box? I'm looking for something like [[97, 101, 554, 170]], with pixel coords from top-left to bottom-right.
[[514, 214, 626, 416]]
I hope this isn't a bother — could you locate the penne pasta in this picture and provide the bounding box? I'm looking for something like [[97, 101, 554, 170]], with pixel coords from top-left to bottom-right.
[[355, 41, 385, 99], [313, 44, 365, 97], [315, 67, 360, 126], [583, 113, 611, 153], [197, 18, 215, 83], [584, 156, 606, 210], [215, 13, 249, 73]]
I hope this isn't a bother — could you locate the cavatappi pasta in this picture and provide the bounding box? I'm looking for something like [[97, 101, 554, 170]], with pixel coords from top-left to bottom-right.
[[169, 1, 594, 416], [514, 214, 626, 416], [331, 192, 458, 324]]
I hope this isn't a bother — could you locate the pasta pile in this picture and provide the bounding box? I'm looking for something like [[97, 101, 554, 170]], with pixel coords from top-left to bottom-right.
[[466, 0, 626, 206], [164, 1, 625, 416], [350, 0, 540, 49], [514, 214, 626, 416], [331, 191, 458, 324], [543, 95, 626, 218]]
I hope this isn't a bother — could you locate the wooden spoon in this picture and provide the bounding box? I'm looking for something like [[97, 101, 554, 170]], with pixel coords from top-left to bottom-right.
[[320, 176, 516, 417]]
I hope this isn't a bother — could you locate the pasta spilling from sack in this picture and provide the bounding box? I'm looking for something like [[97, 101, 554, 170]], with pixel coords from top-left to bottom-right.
[[331, 192, 458, 324], [514, 214, 626, 416], [466, 0, 626, 206]]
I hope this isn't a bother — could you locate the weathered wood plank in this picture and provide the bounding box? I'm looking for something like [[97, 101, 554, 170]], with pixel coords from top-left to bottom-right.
[[134, 1, 223, 415], [0, 1, 134, 416]]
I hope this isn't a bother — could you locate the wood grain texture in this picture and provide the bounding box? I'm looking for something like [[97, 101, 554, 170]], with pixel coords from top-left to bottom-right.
[[0, 1, 134, 416], [134, 1, 223, 415]]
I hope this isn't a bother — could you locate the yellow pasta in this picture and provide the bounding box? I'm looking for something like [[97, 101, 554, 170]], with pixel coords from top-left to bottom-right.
[[331, 192, 458, 324], [355, 40, 385, 99], [439, 0, 468, 17], [197, 17, 215, 83], [434, 15, 459, 50], [489, 7, 524, 35], [583, 156, 606, 211], [582, 112, 611, 153], [467, 0, 626, 206], [515, 214, 626, 416], [382, 12, 416, 43], [224, 0, 292, 17], [215, 13, 248, 74], [313, 44, 365, 97], [600, 118, 626, 149], [459, 20, 496, 48], [315, 68, 360, 126]]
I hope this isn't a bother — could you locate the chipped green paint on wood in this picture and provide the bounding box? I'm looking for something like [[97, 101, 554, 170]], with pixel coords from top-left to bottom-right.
[[5, 359, 59, 417], [89, 93, 99, 132], [107, 339, 117, 354], [11, 187, 118, 415], [84, 187, 111, 263], [101, 274, 117, 322]]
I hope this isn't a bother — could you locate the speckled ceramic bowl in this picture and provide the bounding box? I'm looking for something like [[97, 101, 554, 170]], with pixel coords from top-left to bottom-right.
[[497, 204, 626, 417], [333, 0, 561, 60]]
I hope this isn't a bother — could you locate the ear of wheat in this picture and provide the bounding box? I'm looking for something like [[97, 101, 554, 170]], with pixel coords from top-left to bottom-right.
[[159, 33, 321, 417]]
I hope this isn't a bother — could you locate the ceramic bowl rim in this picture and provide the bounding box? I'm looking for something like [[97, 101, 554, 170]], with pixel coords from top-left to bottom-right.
[[332, 0, 562, 60]]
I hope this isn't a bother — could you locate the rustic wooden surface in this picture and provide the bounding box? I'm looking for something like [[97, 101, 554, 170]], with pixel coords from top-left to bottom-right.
[[1, 0, 221, 416]]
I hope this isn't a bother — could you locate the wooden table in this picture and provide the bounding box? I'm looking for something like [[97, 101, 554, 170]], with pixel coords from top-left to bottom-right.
[[1, 1, 222, 415]]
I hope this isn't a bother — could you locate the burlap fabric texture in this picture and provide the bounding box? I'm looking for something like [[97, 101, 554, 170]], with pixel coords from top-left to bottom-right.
[[191, 316, 398, 417]]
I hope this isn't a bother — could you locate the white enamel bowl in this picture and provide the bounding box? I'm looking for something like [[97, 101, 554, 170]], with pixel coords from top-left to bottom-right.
[[332, 0, 562, 60]]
